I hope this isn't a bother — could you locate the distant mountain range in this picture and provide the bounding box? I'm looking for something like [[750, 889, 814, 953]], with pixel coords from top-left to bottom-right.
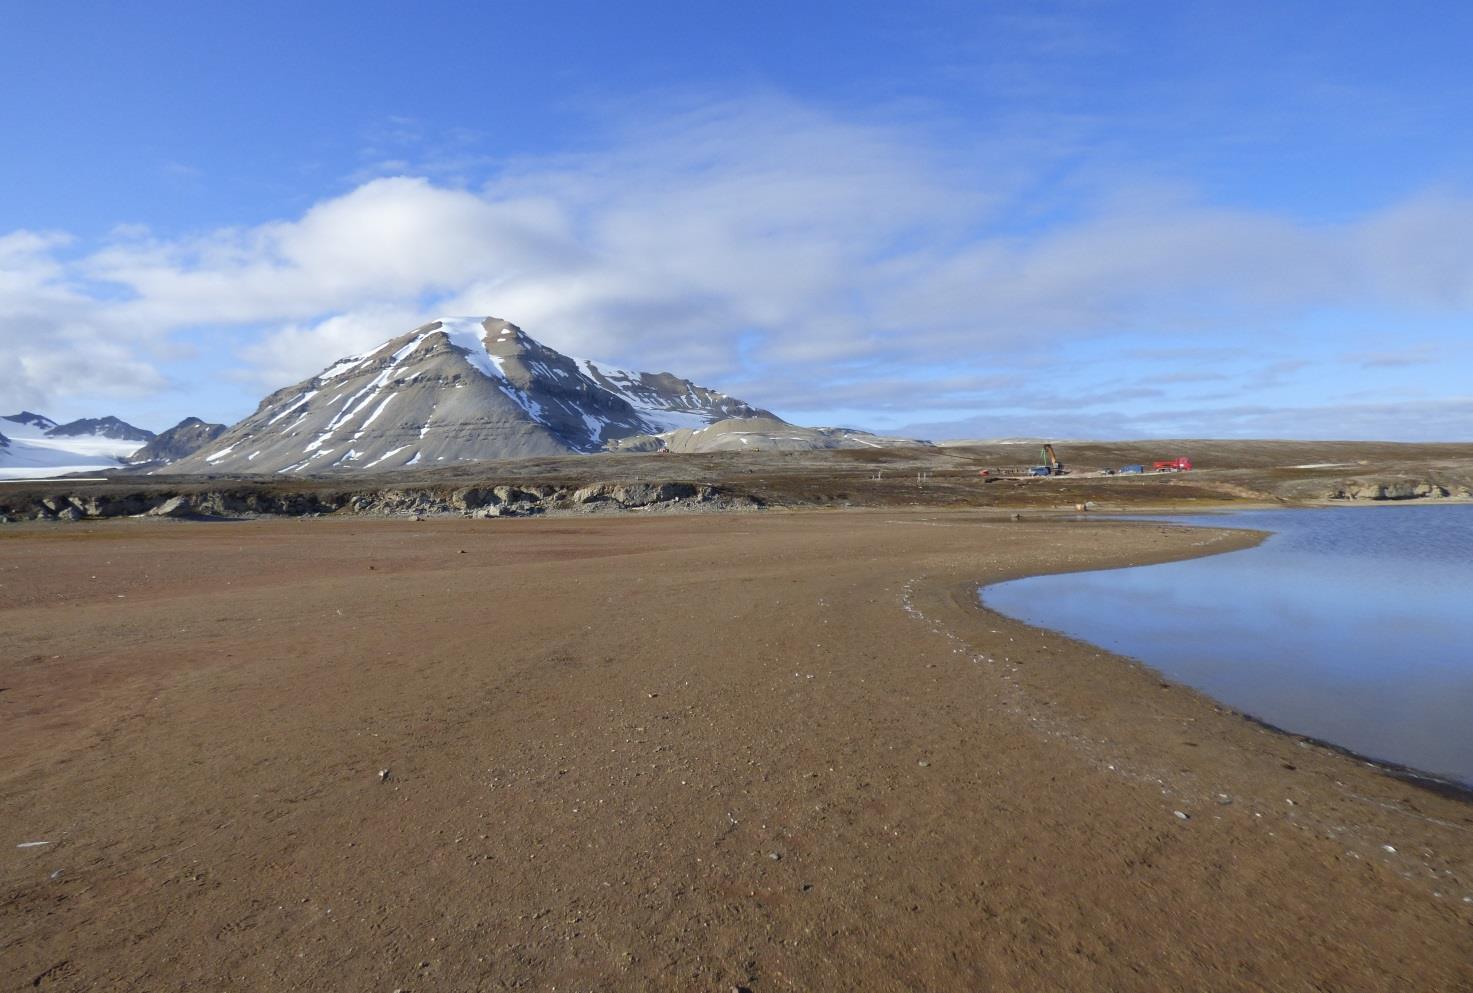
[[0, 411, 225, 480], [2, 316, 922, 479], [0, 412, 152, 479]]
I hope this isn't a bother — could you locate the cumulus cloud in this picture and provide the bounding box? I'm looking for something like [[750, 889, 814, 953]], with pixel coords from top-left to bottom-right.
[[2, 94, 1472, 433], [0, 230, 169, 411]]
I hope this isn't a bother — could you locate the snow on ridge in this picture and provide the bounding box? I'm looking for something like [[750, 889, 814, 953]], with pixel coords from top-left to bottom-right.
[[319, 354, 369, 381], [438, 317, 506, 381]]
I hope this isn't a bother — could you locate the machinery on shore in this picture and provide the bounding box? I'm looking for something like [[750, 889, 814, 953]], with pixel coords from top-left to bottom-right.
[[981, 445, 1194, 479], [981, 443, 1069, 479], [1031, 444, 1067, 476]]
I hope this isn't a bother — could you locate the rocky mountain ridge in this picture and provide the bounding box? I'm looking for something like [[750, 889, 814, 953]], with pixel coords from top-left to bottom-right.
[[45, 416, 156, 441], [166, 317, 794, 474]]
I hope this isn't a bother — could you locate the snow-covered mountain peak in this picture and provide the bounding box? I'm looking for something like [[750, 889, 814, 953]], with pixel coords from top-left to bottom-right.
[[167, 316, 776, 474]]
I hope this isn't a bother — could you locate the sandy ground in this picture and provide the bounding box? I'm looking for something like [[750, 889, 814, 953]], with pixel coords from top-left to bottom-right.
[[2, 511, 1470, 992]]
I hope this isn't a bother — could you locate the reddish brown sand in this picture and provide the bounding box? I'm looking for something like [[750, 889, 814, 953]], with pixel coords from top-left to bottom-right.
[[2, 512, 1470, 992]]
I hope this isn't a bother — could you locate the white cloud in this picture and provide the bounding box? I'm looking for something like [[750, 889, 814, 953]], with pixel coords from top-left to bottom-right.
[[239, 305, 426, 390], [2, 94, 1472, 434], [0, 230, 169, 412]]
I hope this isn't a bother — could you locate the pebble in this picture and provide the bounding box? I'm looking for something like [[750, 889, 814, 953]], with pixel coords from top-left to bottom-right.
[[767, 852, 781, 861], [1174, 810, 1190, 821], [917, 760, 930, 768], [379, 769, 391, 783], [1382, 844, 1396, 854]]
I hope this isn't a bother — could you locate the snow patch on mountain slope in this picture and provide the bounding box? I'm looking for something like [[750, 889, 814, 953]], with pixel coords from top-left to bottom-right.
[[439, 316, 508, 381], [306, 333, 428, 452], [574, 359, 712, 433]]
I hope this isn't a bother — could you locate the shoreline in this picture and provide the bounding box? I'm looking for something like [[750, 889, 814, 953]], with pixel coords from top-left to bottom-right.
[[975, 508, 1473, 800], [3, 510, 1469, 990]]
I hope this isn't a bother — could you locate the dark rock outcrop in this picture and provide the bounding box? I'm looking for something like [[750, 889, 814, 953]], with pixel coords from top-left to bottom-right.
[[0, 479, 757, 523], [1326, 479, 1458, 501], [126, 417, 228, 465]]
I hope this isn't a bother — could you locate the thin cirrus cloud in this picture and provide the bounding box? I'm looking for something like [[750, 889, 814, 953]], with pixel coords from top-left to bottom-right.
[[1, 95, 1471, 434], [893, 396, 1473, 444]]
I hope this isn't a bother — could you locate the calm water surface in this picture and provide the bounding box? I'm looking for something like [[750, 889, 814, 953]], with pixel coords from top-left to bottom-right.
[[981, 506, 1473, 786]]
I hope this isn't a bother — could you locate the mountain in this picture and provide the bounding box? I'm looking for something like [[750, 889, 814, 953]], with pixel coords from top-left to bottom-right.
[[168, 317, 779, 474], [46, 416, 155, 442], [125, 417, 227, 465], [5, 411, 58, 432], [0, 411, 154, 480], [609, 416, 926, 453]]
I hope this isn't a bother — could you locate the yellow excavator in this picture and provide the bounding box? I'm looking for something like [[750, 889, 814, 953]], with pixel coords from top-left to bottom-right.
[[1030, 444, 1066, 476]]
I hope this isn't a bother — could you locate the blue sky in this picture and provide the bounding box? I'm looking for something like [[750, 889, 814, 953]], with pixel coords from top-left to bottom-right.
[[2, 0, 1471, 439]]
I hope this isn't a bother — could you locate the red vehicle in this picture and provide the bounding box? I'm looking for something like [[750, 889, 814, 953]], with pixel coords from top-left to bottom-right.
[[1153, 457, 1193, 472]]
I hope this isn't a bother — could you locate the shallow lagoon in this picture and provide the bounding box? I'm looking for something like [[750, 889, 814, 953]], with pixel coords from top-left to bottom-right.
[[982, 505, 1473, 786]]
